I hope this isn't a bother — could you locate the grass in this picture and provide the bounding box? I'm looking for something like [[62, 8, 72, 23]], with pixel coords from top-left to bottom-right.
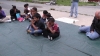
[[18, 0, 98, 6]]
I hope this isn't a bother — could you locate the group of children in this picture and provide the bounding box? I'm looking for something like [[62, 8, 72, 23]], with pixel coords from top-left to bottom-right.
[[0, 4, 60, 41]]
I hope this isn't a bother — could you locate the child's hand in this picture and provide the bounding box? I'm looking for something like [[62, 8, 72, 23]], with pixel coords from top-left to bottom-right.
[[90, 31, 94, 33], [31, 20, 35, 24], [14, 9, 16, 13], [46, 22, 49, 26]]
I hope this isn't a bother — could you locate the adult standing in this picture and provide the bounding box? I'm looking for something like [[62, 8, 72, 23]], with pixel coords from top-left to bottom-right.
[[70, 0, 79, 18]]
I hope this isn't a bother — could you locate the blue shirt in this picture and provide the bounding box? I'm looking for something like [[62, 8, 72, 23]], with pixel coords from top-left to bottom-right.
[[0, 10, 6, 19]]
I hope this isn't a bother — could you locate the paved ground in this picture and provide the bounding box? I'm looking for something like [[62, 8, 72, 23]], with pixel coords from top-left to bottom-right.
[[1, 0, 100, 16], [0, 0, 100, 56]]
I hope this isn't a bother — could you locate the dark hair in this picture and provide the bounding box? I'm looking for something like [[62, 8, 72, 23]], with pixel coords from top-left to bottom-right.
[[16, 10, 20, 13], [12, 5, 16, 9], [24, 4, 29, 7], [0, 6, 2, 10], [32, 7, 37, 12], [43, 10, 48, 14], [46, 13, 52, 17], [32, 13, 40, 19], [48, 17, 55, 22], [24, 9, 29, 14]]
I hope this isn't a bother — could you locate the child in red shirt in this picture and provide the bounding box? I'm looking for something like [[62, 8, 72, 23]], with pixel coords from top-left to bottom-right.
[[43, 17, 60, 41]]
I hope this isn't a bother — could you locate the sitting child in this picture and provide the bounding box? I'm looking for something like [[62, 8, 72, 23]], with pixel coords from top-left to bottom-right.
[[43, 17, 60, 41], [10, 5, 20, 21], [27, 13, 45, 36], [16, 10, 25, 22], [27, 7, 41, 22], [23, 4, 31, 21], [0, 6, 11, 23], [45, 13, 53, 22], [40, 10, 48, 23]]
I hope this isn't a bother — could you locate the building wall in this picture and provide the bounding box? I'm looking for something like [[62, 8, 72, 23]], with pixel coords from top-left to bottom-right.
[[79, 0, 99, 2], [88, 0, 99, 2]]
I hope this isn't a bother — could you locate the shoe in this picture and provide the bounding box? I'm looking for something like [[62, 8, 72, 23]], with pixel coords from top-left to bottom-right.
[[74, 16, 77, 18], [13, 19, 15, 21], [81, 25, 85, 27], [48, 36, 50, 40], [5, 20, 12, 23], [34, 33, 38, 36], [69, 15, 73, 17], [50, 37, 53, 41]]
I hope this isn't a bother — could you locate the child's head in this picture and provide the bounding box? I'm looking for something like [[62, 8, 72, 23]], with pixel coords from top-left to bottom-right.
[[32, 13, 40, 22], [32, 7, 37, 13], [24, 4, 29, 8], [0, 6, 2, 10], [45, 13, 52, 18], [16, 10, 20, 13], [12, 5, 16, 10], [43, 10, 48, 15], [48, 17, 55, 26]]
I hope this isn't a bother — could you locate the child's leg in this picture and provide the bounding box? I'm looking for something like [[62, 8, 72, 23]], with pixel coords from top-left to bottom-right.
[[0, 19, 3, 22], [27, 25, 34, 34], [43, 29, 50, 37], [27, 25, 42, 35], [2, 17, 11, 22], [34, 29, 42, 34], [48, 32, 60, 39]]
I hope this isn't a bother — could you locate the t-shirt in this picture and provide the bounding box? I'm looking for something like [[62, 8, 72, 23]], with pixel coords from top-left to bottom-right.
[[0, 10, 6, 19], [34, 20, 45, 30], [24, 7, 30, 14], [51, 23, 60, 33], [72, 0, 79, 2]]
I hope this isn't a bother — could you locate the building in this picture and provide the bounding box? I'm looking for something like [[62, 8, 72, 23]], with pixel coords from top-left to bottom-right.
[[88, 0, 99, 2], [79, 0, 99, 2]]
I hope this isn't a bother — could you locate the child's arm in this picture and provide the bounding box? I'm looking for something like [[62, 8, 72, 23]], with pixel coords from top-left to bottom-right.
[[47, 23, 56, 34], [31, 20, 38, 30], [1, 11, 6, 17], [48, 27, 55, 34]]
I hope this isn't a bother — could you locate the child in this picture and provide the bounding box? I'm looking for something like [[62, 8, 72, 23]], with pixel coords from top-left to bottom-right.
[[27, 13, 45, 36], [28, 7, 41, 22], [31, 7, 41, 19], [0, 6, 11, 23], [40, 10, 48, 23], [16, 10, 25, 22], [10, 5, 19, 21], [43, 17, 60, 41], [45, 13, 53, 21], [24, 4, 31, 20], [24, 4, 30, 15]]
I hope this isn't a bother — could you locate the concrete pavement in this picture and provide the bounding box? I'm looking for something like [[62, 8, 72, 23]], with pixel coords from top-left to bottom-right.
[[0, 1, 100, 56], [0, 0, 96, 26], [0, 0, 100, 16]]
